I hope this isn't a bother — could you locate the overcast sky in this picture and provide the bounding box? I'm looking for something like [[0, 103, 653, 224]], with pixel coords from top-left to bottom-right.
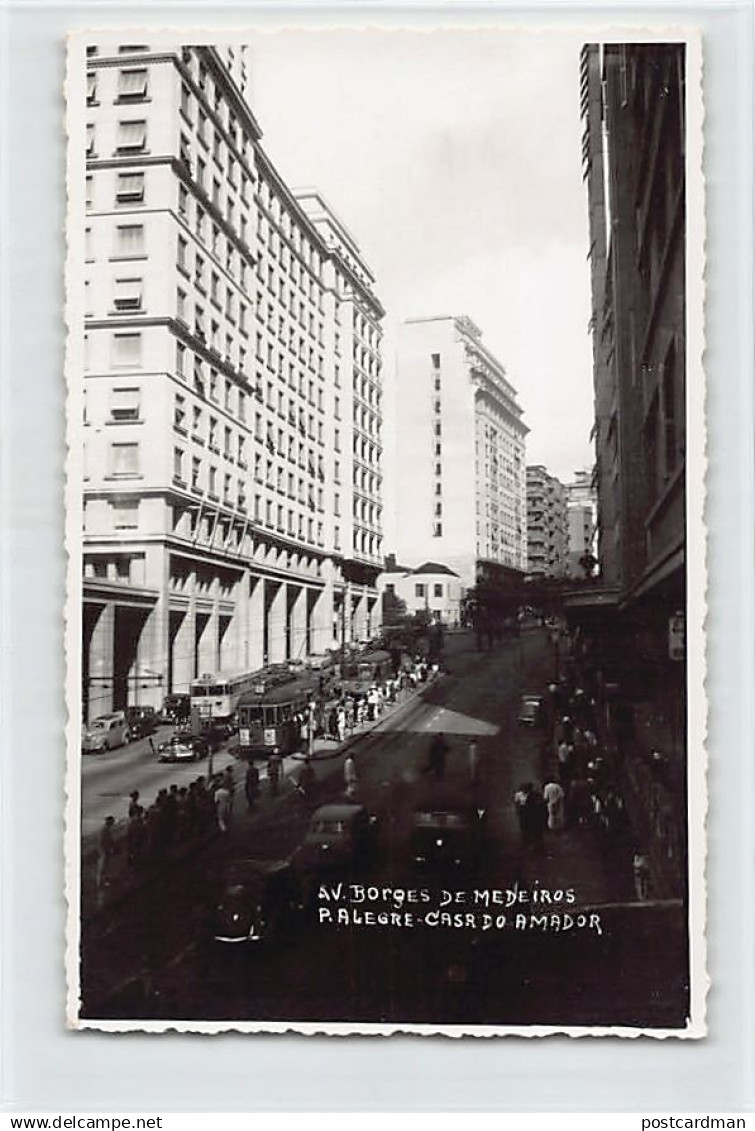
[[245, 28, 595, 538]]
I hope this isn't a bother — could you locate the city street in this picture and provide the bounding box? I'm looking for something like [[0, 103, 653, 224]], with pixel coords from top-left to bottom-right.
[[80, 629, 689, 1029]]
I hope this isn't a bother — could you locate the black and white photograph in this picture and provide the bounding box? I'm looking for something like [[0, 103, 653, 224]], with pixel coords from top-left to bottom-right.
[[65, 25, 705, 1035]]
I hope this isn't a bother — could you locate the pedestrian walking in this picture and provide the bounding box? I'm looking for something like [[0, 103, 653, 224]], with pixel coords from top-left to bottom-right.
[[223, 765, 235, 812], [557, 739, 573, 786], [337, 706, 346, 743], [344, 753, 358, 798], [427, 732, 449, 782], [468, 740, 479, 785], [633, 850, 650, 901], [126, 806, 145, 868], [296, 758, 316, 805], [128, 790, 141, 820], [543, 779, 566, 831], [244, 762, 260, 810], [267, 752, 282, 798], [213, 781, 231, 834], [513, 783, 532, 839], [96, 815, 118, 891]]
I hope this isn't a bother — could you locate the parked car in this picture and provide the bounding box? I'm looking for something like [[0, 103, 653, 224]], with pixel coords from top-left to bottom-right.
[[516, 693, 545, 727], [161, 693, 190, 723], [409, 801, 485, 874], [293, 803, 379, 876], [305, 653, 333, 671], [125, 705, 158, 741], [156, 733, 208, 763], [81, 712, 130, 754], [210, 859, 302, 947]]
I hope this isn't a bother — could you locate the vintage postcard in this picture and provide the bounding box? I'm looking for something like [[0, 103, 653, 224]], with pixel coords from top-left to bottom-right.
[[65, 22, 706, 1035]]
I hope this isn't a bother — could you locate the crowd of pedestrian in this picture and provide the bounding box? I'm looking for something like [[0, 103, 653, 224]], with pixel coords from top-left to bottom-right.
[[316, 655, 440, 744], [95, 769, 240, 889], [512, 654, 641, 895]]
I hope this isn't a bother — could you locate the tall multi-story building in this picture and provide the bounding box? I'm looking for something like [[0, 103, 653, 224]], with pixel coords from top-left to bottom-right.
[[525, 465, 569, 578], [81, 40, 384, 720], [565, 468, 598, 577], [581, 43, 685, 605], [392, 316, 528, 591], [578, 43, 686, 894]]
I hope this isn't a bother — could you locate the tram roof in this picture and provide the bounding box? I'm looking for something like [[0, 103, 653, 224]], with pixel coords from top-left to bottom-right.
[[238, 673, 319, 707]]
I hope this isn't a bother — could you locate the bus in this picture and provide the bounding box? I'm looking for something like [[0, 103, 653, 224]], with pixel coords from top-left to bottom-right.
[[336, 649, 392, 696], [236, 674, 319, 760], [189, 669, 267, 722]]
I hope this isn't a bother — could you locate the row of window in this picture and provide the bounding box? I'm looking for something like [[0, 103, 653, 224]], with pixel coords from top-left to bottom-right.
[[175, 341, 340, 467], [414, 583, 446, 599]]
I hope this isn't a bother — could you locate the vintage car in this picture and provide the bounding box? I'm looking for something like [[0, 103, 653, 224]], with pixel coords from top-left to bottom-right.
[[160, 693, 191, 723], [210, 859, 302, 947], [125, 705, 158, 741], [293, 803, 379, 875], [516, 693, 546, 727], [81, 712, 130, 754], [156, 733, 208, 763], [408, 801, 485, 874]]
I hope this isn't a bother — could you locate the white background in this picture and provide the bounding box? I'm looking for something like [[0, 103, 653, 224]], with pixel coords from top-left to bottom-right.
[[1, 0, 754, 1113]]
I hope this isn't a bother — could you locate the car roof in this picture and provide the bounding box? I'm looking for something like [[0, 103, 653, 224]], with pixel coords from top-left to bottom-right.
[[310, 803, 366, 821]]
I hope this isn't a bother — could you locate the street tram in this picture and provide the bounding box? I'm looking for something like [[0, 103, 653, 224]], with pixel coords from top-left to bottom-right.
[[236, 674, 319, 760], [336, 649, 392, 696]]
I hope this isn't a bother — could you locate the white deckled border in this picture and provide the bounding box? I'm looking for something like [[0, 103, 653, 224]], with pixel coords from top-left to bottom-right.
[[63, 19, 707, 1038]]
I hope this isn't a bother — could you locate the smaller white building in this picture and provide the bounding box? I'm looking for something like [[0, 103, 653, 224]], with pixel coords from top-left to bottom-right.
[[377, 561, 462, 627]]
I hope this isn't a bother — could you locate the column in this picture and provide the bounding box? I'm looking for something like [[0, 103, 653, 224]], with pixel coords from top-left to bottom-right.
[[289, 584, 307, 662], [87, 601, 114, 721], [311, 560, 335, 653], [137, 544, 171, 710], [196, 577, 220, 674], [219, 570, 247, 672], [367, 595, 378, 639], [353, 588, 368, 642], [247, 575, 264, 670], [267, 580, 287, 664], [171, 573, 196, 693]]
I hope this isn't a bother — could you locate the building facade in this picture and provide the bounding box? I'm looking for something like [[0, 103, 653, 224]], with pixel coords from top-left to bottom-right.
[[578, 43, 686, 894], [525, 465, 569, 578], [565, 468, 598, 577], [377, 561, 462, 627], [392, 316, 528, 592], [81, 40, 384, 720]]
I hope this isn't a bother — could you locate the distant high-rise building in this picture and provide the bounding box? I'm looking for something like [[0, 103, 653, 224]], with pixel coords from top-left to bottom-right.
[[526, 465, 569, 578], [565, 468, 598, 577], [392, 316, 528, 590], [81, 40, 384, 720]]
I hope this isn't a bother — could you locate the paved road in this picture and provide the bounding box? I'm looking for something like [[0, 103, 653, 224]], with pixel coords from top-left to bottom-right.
[[79, 629, 690, 1029], [80, 726, 244, 837]]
